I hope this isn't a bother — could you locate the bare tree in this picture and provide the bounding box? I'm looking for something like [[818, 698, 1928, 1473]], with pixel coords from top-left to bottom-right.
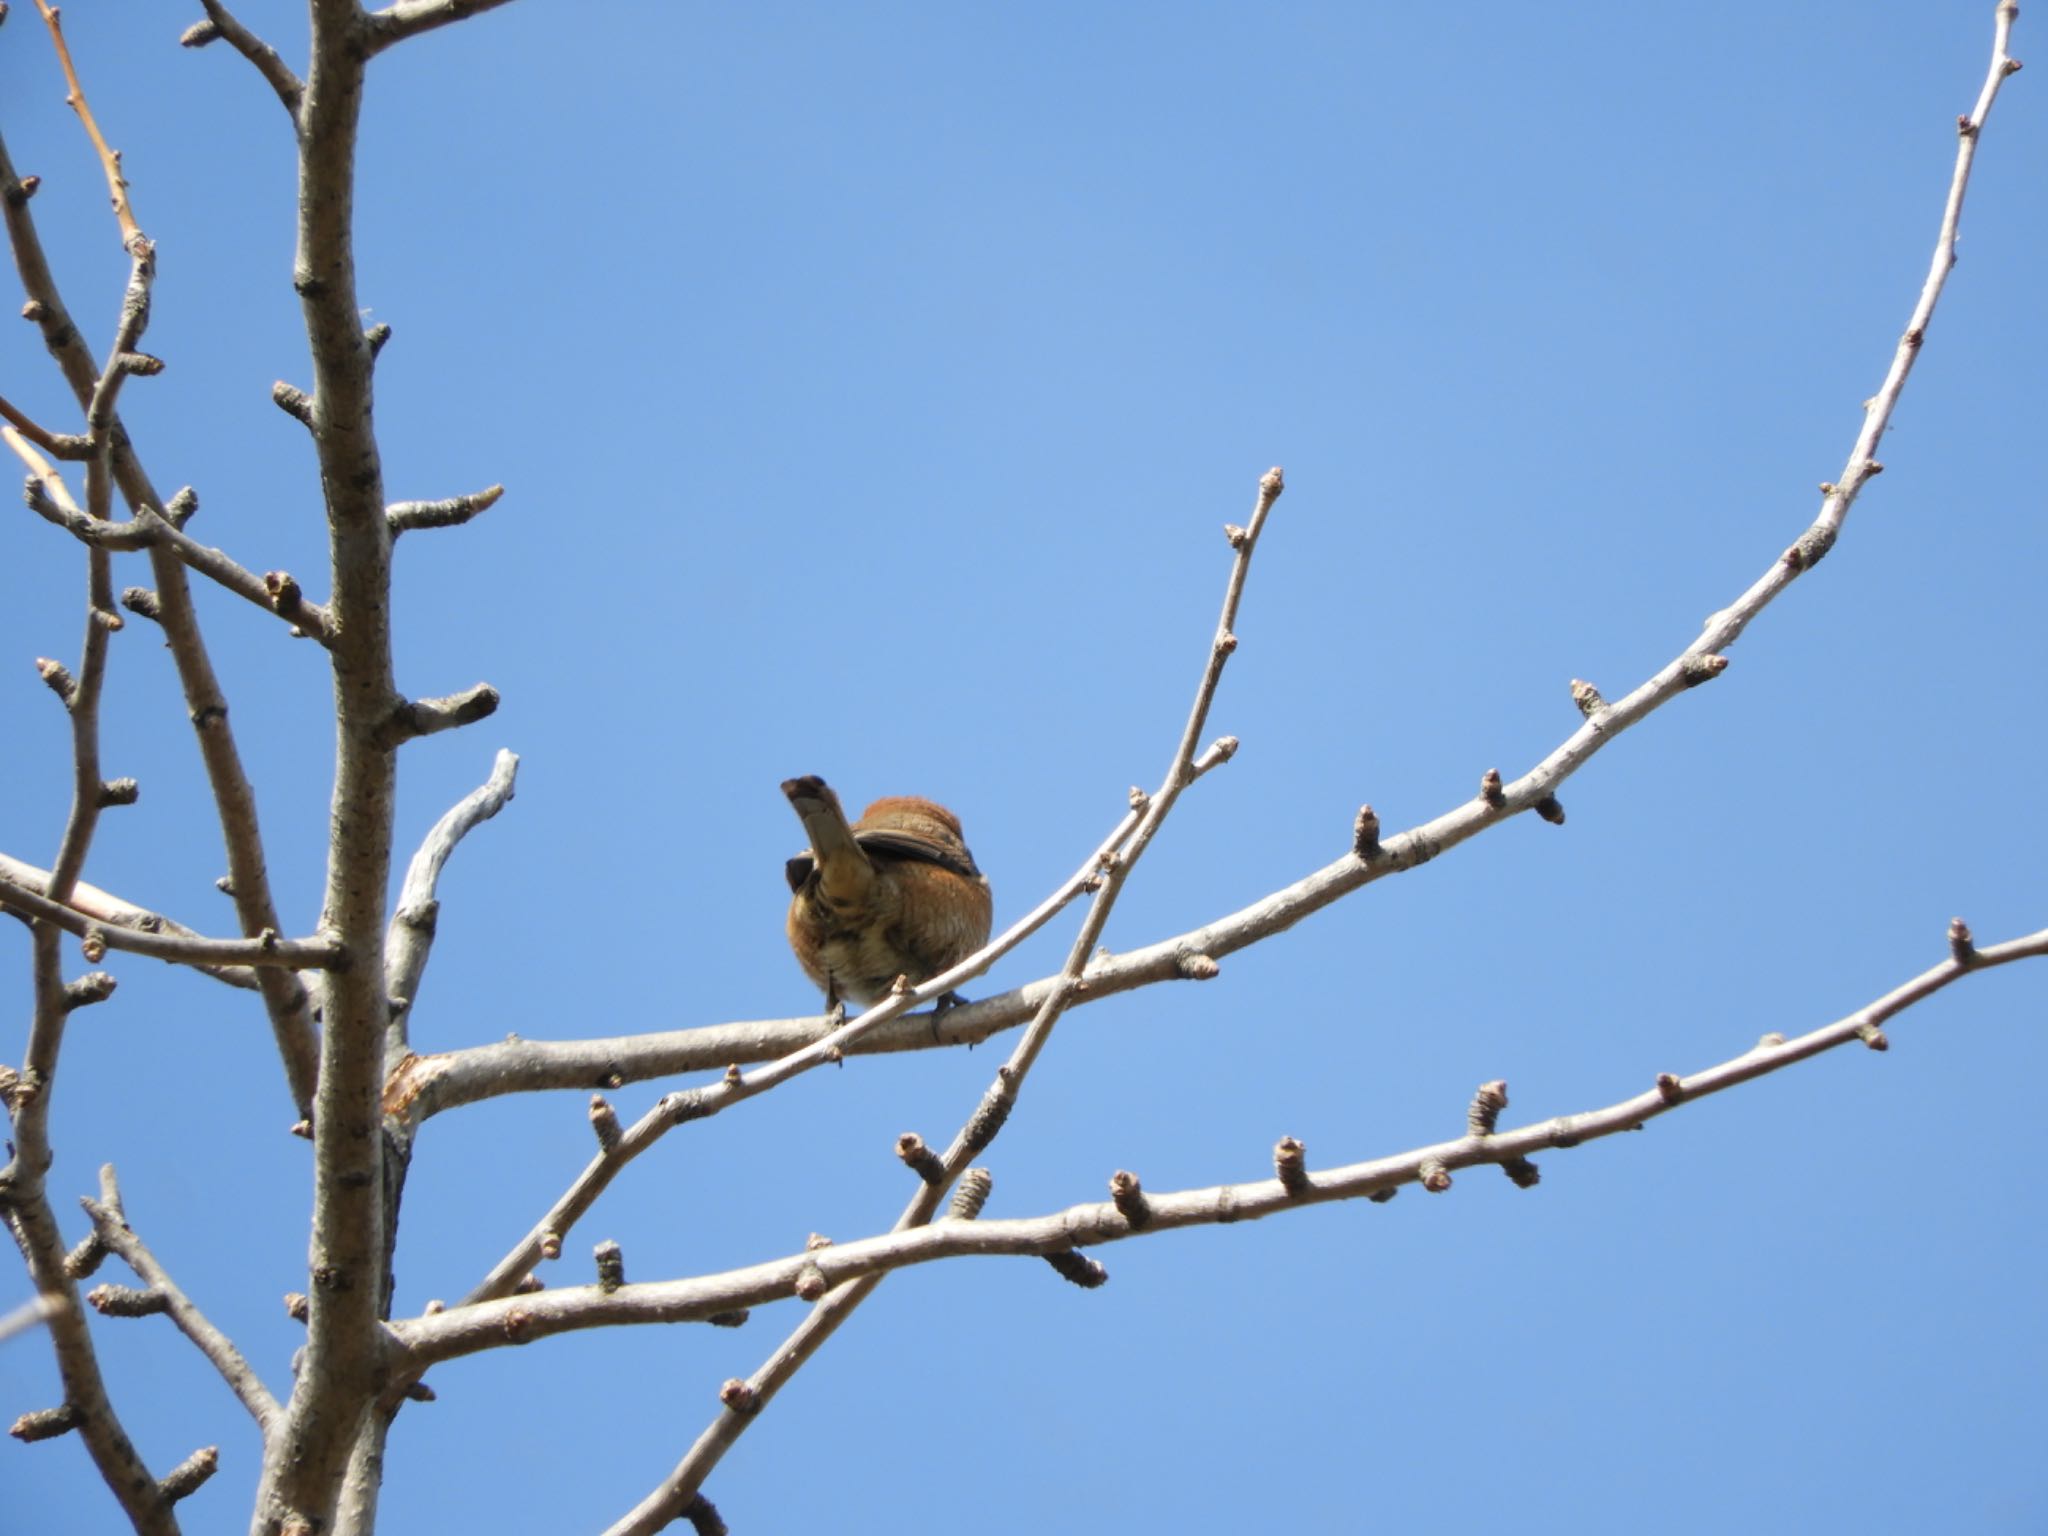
[[2, 4, 2041, 1532]]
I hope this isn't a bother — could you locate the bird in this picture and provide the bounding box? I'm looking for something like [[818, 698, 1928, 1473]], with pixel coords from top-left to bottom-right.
[[781, 775, 993, 1016]]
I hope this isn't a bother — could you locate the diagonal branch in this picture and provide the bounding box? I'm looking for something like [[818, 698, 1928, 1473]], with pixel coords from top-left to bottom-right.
[[80, 1166, 281, 1428], [391, 920, 2048, 1375], [32, 1, 142, 249], [187, 2, 306, 118]]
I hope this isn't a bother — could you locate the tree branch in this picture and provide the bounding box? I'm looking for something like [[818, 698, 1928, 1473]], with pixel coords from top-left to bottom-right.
[[0, 121, 322, 1115], [383, 748, 520, 1062], [362, 0, 524, 55], [80, 1166, 282, 1428], [391, 920, 2048, 1377], [0, 873, 344, 971], [187, 2, 306, 119]]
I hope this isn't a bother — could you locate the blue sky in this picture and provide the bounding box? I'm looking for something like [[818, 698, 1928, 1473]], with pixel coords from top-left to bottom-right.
[[4, 4, 2045, 1532]]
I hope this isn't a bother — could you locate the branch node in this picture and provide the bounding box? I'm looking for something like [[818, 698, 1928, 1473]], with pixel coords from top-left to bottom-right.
[[1570, 678, 1608, 719], [86, 1282, 166, 1318], [1857, 1023, 1890, 1052], [270, 381, 313, 427], [1109, 1170, 1150, 1228], [365, 321, 392, 358], [1175, 950, 1219, 980], [1478, 768, 1505, 808], [1192, 735, 1239, 774], [35, 656, 76, 706], [97, 776, 139, 807], [1949, 916, 1977, 966], [1043, 1249, 1109, 1289], [385, 683, 501, 745], [79, 928, 106, 964], [1274, 1136, 1309, 1195], [1467, 1079, 1509, 1136], [63, 1229, 107, 1279], [165, 485, 198, 528], [793, 1264, 829, 1302], [964, 1088, 1013, 1154], [1223, 522, 1248, 549], [179, 18, 222, 47], [404, 1379, 437, 1403], [948, 1167, 993, 1220], [62, 971, 116, 1011], [1352, 804, 1381, 858], [9, 1403, 80, 1442], [120, 586, 161, 622], [593, 1239, 624, 1293], [1418, 1160, 1452, 1193], [683, 1493, 730, 1536], [1500, 1157, 1542, 1189], [895, 1132, 945, 1185], [1680, 653, 1729, 687], [1534, 794, 1566, 826], [719, 1378, 758, 1414], [1655, 1072, 1685, 1104], [1214, 629, 1238, 657]]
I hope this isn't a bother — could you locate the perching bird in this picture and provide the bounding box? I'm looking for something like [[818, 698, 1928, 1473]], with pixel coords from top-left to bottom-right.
[[781, 775, 993, 1015]]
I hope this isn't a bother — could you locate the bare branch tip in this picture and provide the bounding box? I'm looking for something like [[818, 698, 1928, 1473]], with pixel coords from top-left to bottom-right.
[[270, 381, 313, 426], [895, 1132, 946, 1185], [949, 1167, 994, 1220], [159, 1446, 219, 1505]]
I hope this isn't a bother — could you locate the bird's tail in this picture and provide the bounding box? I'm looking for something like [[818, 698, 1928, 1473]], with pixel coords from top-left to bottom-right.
[[781, 775, 872, 904]]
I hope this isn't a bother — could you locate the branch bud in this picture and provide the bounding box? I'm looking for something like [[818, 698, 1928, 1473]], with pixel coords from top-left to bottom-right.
[[1043, 1250, 1108, 1288], [948, 1167, 993, 1220]]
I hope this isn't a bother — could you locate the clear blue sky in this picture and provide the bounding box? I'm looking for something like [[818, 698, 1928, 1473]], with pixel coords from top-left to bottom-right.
[[4, 4, 2045, 1532]]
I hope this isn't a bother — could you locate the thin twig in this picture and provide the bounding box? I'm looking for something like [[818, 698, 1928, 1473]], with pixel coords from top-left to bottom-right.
[[33, 0, 143, 248], [81, 1166, 281, 1427], [192, 1, 305, 118], [0, 872, 343, 970], [0, 852, 263, 992]]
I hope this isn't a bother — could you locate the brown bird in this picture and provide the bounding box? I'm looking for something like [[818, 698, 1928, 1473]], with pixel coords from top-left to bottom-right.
[[781, 775, 993, 1015]]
